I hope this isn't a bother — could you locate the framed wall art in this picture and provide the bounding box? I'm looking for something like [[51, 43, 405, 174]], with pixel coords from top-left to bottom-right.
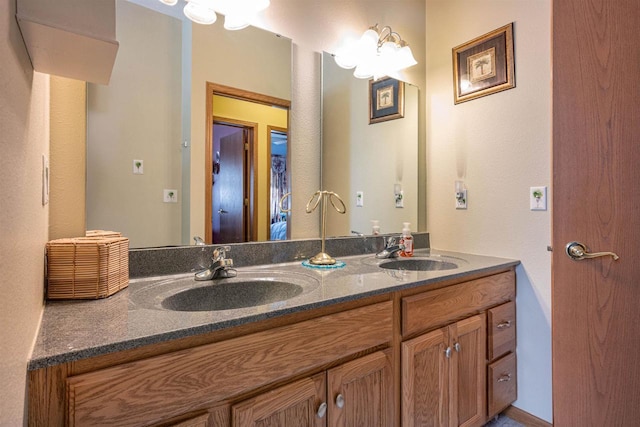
[[369, 77, 405, 124], [452, 23, 515, 104]]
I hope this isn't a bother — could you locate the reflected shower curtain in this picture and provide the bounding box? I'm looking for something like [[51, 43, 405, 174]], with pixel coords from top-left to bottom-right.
[[270, 155, 287, 240]]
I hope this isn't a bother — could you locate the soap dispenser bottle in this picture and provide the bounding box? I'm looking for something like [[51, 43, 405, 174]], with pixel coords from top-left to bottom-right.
[[400, 222, 414, 257]]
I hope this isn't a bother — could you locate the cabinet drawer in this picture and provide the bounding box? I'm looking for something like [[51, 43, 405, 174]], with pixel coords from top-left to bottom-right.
[[402, 270, 515, 337], [488, 352, 517, 418], [66, 301, 392, 427], [487, 301, 516, 361]]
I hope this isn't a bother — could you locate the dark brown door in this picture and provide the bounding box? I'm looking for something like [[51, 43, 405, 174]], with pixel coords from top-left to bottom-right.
[[552, 1, 640, 425], [214, 130, 245, 243]]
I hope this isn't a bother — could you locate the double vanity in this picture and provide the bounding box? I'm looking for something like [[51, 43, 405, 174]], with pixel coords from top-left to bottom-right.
[[28, 236, 519, 427]]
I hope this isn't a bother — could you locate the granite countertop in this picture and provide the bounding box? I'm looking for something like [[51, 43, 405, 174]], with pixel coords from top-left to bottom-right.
[[28, 249, 519, 371]]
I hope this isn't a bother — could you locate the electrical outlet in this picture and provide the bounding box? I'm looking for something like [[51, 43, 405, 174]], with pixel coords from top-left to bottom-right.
[[356, 191, 364, 207], [530, 186, 547, 210], [164, 189, 178, 203], [133, 159, 144, 174]]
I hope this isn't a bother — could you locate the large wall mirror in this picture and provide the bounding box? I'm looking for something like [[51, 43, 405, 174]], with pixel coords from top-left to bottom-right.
[[321, 51, 419, 237], [86, 0, 292, 248], [80, 1, 419, 249]]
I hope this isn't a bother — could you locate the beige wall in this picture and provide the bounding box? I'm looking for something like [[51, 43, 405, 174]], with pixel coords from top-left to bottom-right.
[[86, 1, 183, 248], [49, 76, 86, 239], [0, 1, 48, 424], [425, 0, 552, 422]]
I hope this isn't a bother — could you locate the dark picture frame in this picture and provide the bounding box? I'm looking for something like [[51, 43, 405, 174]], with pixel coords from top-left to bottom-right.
[[369, 77, 405, 124], [452, 23, 515, 104]]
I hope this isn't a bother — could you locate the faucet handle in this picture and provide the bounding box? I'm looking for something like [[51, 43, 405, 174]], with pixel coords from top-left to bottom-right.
[[386, 236, 397, 247], [213, 245, 231, 260]]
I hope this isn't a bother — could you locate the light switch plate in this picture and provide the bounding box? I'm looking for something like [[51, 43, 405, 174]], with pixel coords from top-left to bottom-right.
[[42, 154, 49, 205], [455, 189, 467, 209], [356, 191, 363, 207], [164, 189, 178, 203], [530, 186, 547, 210], [133, 159, 144, 174]]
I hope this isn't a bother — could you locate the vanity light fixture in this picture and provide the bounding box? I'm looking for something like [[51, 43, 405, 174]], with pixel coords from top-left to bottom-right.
[[334, 24, 418, 79], [158, 0, 270, 30]]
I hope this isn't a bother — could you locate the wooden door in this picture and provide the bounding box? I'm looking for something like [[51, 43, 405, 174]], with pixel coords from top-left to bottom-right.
[[450, 315, 485, 427], [402, 328, 450, 427], [552, 0, 640, 425], [327, 350, 394, 427], [232, 373, 326, 427], [216, 130, 245, 243]]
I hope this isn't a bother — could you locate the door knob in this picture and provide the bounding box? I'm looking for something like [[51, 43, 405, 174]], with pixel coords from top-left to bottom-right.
[[565, 241, 619, 261], [218, 208, 228, 215]]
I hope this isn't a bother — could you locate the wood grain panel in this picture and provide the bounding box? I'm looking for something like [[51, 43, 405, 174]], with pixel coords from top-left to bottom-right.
[[451, 314, 486, 427], [552, 0, 640, 425], [28, 364, 68, 427], [488, 353, 516, 418], [487, 301, 516, 361], [232, 373, 325, 427], [66, 302, 392, 427], [402, 271, 515, 337], [401, 328, 449, 427], [328, 350, 394, 427]]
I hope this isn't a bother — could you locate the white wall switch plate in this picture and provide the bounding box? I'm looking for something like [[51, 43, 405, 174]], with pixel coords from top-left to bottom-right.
[[163, 189, 178, 203], [356, 191, 364, 207], [395, 190, 404, 208], [455, 189, 467, 209], [42, 154, 49, 206], [133, 159, 144, 174], [530, 186, 547, 210]]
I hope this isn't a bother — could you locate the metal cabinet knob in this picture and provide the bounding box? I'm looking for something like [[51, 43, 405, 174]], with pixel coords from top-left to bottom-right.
[[317, 402, 327, 418], [444, 347, 452, 358], [335, 393, 345, 409], [454, 342, 461, 352], [565, 241, 619, 261]]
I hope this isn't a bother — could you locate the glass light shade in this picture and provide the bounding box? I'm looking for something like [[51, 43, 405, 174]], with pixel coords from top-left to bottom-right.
[[184, 0, 217, 25], [334, 52, 359, 69], [396, 45, 418, 69], [224, 14, 251, 30], [358, 29, 379, 54], [159, 0, 178, 5]]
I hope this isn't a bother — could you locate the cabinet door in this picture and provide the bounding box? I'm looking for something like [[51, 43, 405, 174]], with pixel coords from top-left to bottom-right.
[[232, 373, 326, 427], [328, 350, 394, 427], [402, 328, 450, 427], [450, 314, 486, 427]]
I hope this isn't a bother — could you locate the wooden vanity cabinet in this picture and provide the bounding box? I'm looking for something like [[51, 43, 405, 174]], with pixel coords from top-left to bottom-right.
[[28, 267, 517, 427], [400, 270, 516, 427], [232, 350, 393, 427], [402, 315, 486, 427]]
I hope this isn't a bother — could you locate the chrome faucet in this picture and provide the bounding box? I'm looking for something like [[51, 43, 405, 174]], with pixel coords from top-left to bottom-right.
[[375, 236, 405, 259], [195, 246, 237, 280]]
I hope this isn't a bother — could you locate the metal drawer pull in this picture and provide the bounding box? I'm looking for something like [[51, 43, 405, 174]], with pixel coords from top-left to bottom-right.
[[317, 402, 327, 418], [565, 241, 619, 261], [496, 321, 512, 329], [498, 374, 512, 382], [454, 342, 461, 352], [444, 347, 452, 358], [336, 394, 345, 409]]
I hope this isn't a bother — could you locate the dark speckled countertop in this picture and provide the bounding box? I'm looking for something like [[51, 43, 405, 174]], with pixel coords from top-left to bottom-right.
[[29, 248, 519, 371]]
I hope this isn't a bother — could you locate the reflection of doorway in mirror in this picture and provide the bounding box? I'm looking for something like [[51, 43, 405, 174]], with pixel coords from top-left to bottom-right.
[[205, 83, 291, 245], [269, 127, 288, 240], [212, 123, 252, 244]]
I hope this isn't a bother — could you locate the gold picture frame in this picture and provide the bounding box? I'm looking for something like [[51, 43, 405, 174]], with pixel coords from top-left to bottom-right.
[[369, 77, 405, 124], [452, 23, 515, 104]]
